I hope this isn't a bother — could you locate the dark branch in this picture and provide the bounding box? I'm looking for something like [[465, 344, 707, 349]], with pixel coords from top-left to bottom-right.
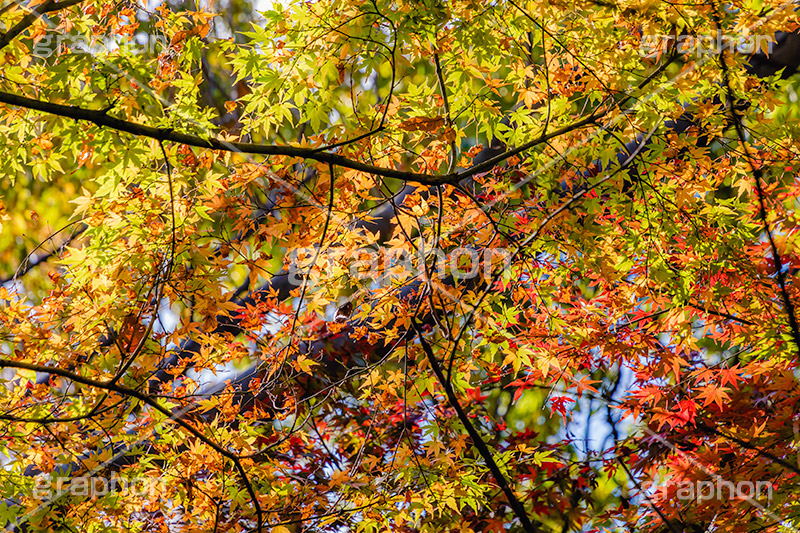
[[412, 321, 541, 533]]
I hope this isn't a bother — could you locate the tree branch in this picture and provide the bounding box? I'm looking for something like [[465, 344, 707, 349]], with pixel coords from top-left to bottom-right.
[[0, 358, 265, 533], [0, 89, 607, 186], [411, 321, 540, 533], [712, 5, 800, 357]]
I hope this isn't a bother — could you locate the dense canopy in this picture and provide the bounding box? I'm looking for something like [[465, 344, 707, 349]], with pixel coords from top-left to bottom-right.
[[2, 0, 800, 531]]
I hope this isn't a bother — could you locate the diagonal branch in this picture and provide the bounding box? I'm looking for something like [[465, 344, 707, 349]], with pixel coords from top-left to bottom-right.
[[696, 421, 800, 476], [411, 320, 541, 533]]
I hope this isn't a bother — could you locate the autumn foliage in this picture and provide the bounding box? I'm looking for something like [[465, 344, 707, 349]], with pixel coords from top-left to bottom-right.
[[2, 0, 800, 531]]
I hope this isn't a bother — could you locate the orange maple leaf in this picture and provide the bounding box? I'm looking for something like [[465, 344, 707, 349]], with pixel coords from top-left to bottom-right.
[[398, 116, 446, 132]]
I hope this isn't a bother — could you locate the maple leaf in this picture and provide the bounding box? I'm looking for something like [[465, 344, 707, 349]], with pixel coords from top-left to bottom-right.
[[718, 364, 741, 389], [674, 400, 698, 428], [550, 396, 576, 423], [695, 384, 731, 410]]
